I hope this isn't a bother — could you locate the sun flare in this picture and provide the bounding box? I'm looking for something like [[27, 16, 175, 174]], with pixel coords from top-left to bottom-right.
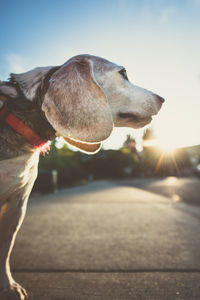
[[143, 138, 176, 153], [158, 141, 176, 154]]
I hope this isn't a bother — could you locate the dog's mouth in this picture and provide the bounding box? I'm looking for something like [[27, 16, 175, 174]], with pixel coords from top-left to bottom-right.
[[63, 136, 101, 153], [118, 112, 153, 127]]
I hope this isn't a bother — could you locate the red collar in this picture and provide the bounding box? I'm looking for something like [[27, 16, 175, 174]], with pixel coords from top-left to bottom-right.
[[0, 105, 49, 152]]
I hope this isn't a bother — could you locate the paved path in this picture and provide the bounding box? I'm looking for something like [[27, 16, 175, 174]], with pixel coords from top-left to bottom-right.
[[114, 177, 200, 206], [12, 180, 200, 299]]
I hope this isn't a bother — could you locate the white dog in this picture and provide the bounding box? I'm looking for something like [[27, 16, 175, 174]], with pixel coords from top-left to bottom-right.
[[0, 54, 164, 299]]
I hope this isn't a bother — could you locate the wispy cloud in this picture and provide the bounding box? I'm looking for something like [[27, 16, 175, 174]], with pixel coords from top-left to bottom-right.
[[5, 53, 28, 74], [160, 6, 176, 24], [0, 53, 29, 80]]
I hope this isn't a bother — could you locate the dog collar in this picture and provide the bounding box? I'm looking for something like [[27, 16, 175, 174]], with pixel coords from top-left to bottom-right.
[[0, 103, 49, 152], [0, 68, 59, 153]]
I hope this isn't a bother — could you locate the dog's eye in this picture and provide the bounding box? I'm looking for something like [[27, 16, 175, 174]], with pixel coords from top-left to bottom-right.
[[119, 68, 128, 81]]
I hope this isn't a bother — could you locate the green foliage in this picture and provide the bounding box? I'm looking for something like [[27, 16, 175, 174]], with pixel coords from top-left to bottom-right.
[[83, 148, 139, 179], [39, 142, 84, 187], [143, 128, 156, 140], [139, 146, 192, 177], [38, 141, 141, 188], [139, 147, 161, 177], [37, 137, 193, 190]]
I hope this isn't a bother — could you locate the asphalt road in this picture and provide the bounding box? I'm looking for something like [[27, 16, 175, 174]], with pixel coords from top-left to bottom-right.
[[12, 178, 200, 300], [114, 176, 200, 206]]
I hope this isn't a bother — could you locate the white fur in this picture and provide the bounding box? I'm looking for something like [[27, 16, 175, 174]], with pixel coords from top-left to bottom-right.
[[0, 85, 19, 109], [93, 63, 162, 128], [11, 67, 53, 101], [0, 152, 39, 299], [11, 55, 162, 141], [41, 55, 162, 145]]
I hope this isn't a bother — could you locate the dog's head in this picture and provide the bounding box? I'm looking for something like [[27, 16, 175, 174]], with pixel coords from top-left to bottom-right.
[[11, 55, 164, 153]]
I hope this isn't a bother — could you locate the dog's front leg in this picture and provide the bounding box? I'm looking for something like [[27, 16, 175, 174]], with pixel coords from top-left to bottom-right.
[[0, 193, 30, 300], [0, 152, 39, 299]]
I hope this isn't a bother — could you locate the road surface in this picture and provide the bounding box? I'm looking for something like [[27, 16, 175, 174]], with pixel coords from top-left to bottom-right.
[[12, 178, 200, 299]]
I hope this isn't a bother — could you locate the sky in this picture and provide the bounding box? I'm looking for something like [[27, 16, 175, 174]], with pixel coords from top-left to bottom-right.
[[1, 0, 200, 150]]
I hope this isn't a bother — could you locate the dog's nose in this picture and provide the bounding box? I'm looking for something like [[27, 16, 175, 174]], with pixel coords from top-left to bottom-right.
[[156, 95, 165, 104]]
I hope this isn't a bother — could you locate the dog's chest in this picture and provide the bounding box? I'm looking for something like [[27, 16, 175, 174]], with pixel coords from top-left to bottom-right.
[[0, 151, 39, 200]]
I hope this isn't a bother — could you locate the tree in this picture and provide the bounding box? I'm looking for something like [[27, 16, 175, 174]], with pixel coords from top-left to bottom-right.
[[143, 128, 156, 141]]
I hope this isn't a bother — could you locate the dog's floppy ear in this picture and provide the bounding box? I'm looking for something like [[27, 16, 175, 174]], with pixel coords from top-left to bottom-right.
[[10, 67, 53, 101], [42, 57, 113, 151]]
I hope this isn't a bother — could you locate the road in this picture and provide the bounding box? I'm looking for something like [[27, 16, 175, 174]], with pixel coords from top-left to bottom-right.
[[114, 176, 200, 206], [12, 178, 200, 300]]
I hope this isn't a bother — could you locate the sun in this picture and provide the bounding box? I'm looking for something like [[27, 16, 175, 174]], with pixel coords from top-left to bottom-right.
[[158, 141, 176, 154], [142, 137, 177, 154]]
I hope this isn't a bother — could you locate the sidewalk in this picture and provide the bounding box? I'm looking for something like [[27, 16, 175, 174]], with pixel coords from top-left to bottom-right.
[[12, 181, 200, 300]]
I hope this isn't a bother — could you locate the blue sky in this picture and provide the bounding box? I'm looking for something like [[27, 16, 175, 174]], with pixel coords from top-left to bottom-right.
[[1, 0, 200, 149]]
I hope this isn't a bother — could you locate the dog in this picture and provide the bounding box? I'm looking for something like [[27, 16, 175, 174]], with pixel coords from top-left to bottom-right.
[[0, 54, 164, 299]]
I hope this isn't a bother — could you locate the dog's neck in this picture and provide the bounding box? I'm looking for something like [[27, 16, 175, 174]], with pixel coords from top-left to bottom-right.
[[0, 79, 56, 160]]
